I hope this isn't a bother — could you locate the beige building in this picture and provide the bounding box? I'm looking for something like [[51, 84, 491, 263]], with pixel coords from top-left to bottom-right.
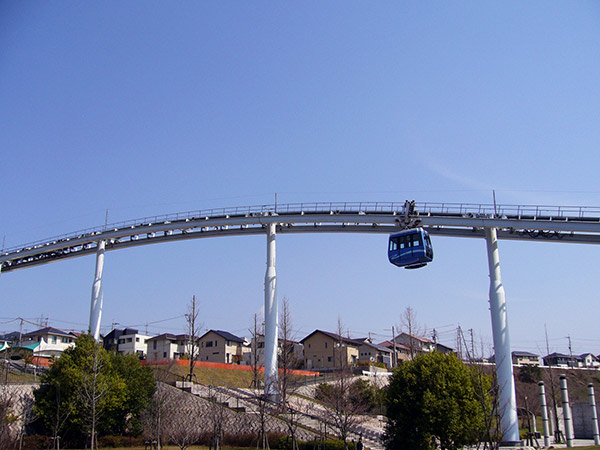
[[198, 330, 249, 364], [146, 333, 199, 361], [300, 330, 360, 370], [355, 339, 393, 368], [246, 334, 304, 368]]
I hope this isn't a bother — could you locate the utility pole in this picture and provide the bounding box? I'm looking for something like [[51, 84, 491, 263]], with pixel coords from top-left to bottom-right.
[[391, 326, 398, 368], [546, 324, 562, 443], [456, 325, 463, 361], [568, 335, 573, 367], [469, 328, 475, 359]]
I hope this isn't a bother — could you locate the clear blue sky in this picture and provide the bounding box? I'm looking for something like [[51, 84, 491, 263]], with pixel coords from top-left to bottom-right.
[[1, 2, 600, 357]]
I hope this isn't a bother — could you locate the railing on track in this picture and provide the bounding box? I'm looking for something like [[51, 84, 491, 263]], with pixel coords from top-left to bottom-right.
[[4, 201, 600, 255]]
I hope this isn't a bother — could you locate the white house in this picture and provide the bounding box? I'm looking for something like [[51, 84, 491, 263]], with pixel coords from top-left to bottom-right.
[[116, 330, 151, 357], [20, 327, 76, 357], [146, 333, 200, 361], [580, 353, 600, 369]]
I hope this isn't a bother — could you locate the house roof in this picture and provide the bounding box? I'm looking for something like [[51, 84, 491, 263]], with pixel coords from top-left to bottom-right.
[[512, 351, 539, 357], [544, 352, 572, 358], [377, 340, 411, 351], [23, 327, 72, 338], [0, 332, 20, 342], [358, 341, 392, 354], [146, 333, 179, 342], [395, 332, 433, 343], [200, 330, 245, 343], [300, 329, 360, 347]]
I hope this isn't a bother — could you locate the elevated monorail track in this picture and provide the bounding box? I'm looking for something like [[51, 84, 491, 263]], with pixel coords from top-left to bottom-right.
[[3, 201, 600, 273]]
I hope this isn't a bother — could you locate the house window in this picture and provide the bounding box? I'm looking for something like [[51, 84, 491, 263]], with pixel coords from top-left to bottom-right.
[[136, 337, 140, 342], [328, 356, 333, 362], [206, 341, 213, 348], [153, 341, 157, 350], [163, 352, 167, 358], [325, 342, 328, 349], [127, 338, 133, 343], [227, 340, 231, 346], [308, 343, 311, 349]]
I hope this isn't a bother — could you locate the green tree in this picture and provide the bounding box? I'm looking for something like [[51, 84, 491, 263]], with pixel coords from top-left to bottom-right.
[[108, 352, 155, 435], [384, 351, 486, 450], [34, 334, 154, 447]]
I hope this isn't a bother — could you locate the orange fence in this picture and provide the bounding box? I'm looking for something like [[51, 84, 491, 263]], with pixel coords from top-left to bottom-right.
[[31, 356, 53, 367], [142, 359, 320, 377]]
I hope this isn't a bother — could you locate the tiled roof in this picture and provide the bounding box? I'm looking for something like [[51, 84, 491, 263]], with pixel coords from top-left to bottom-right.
[[208, 330, 245, 343], [23, 327, 71, 338], [300, 329, 359, 346]]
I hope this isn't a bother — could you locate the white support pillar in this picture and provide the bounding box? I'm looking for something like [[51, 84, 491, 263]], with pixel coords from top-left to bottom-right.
[[485, 227, 520, 444], [539, 381, 551, 448], [264, 223, 278, 400], [89, 240, 105, 341], [560, 375, 574, 447], [588, 383, 600, 446]]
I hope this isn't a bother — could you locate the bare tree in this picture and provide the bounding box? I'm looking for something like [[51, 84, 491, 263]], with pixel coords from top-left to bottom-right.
[[17, 395, 35, 450], [249, 313, 264, 390], [399, 306, 424, 360], [277, 298, 302, 450], [78, 343, 109, 450], [254, 394, 271, 450], [316, 318, 368, 450], [48, 381, 72, 450], [185, 295, 202, 383], [0, 381, 16, 450], [206, 384, 230, 450], [142, 362, 177, 450], [162, 394, 202, 450]]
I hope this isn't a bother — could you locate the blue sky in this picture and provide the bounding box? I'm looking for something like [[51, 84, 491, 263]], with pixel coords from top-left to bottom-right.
[[1, 2, 600, 357]]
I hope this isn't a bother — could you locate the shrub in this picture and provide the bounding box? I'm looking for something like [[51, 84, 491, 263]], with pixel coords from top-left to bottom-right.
[[21, 435, 49, 450]]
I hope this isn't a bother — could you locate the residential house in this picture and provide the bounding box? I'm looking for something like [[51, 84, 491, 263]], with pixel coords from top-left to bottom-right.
[[355, 339, 392, 368], [580, 353, 600, 369], [247, 334, 304, 368], [198, 330, 249, 364], [103, 328, 151, 357], [394, 332, 436, 357], [116, 329, 151, 357], [0, 332, 20, 345], [542, 352, 581, 368], [300, 330, 360, 370], [435, 343, 454, 355], [490, 351, 541, 366], [512, 351, 540, 366], [378, 340, 412, 364], [20, 327, 76, 357], [146, 333, 198, 361]]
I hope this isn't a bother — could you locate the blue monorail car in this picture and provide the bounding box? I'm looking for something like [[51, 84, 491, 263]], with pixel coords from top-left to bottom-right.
[[388, 228, 433, 269]]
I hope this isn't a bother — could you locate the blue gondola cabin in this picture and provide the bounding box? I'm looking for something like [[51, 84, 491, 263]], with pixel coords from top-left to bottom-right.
[[388, 228, 433, 269]]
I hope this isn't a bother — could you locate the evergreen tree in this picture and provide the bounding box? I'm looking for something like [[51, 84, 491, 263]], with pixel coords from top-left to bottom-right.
[[384, 351, 487, 450], [34, 334, 154, 447]]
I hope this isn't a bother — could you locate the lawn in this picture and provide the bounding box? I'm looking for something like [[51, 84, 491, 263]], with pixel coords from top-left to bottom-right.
[[70, 447, 251, 450]]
